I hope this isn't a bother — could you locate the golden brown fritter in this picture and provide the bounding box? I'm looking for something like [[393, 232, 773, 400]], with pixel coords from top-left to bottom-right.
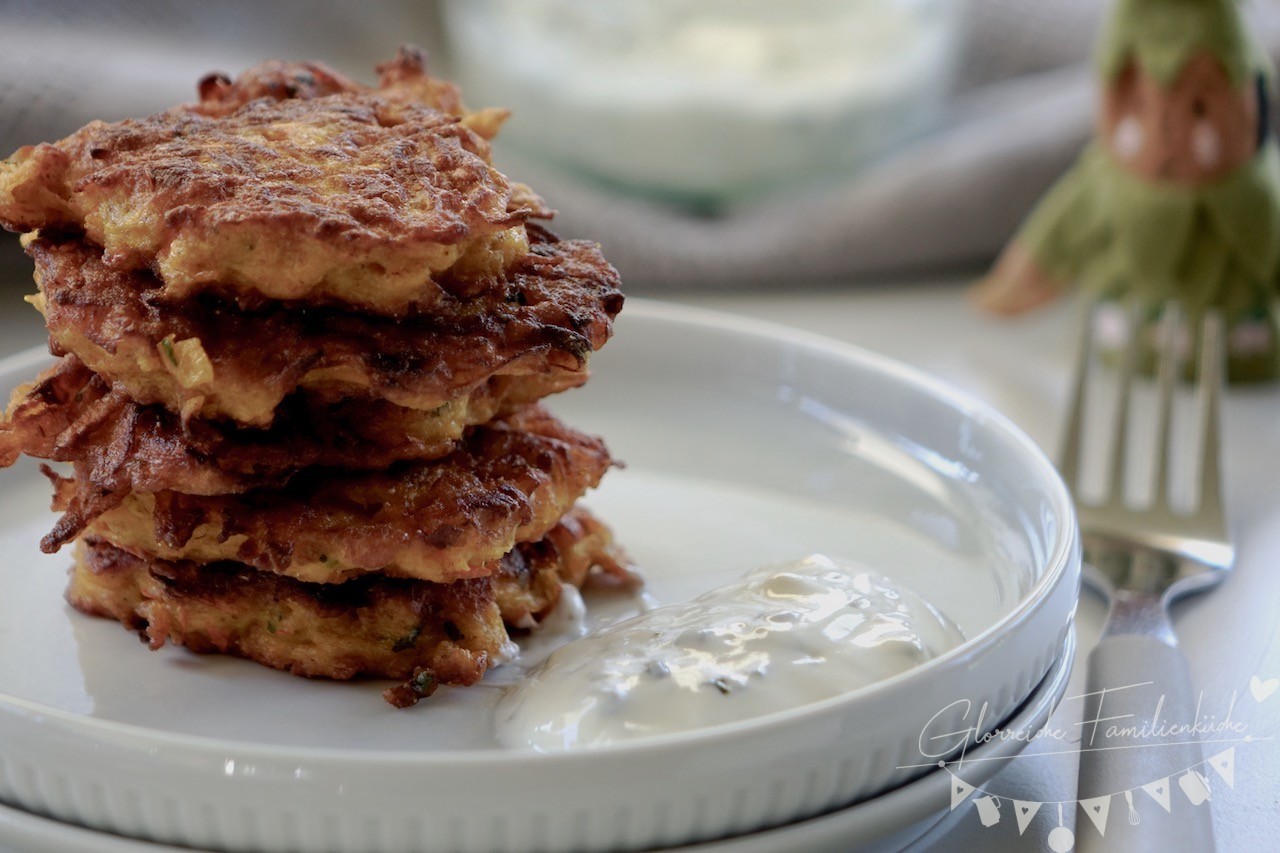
[[66, 507, 629, 697], [28, 228, 622, 426], [192, 46, 513, 144], [0, 76, 537, 312], [0, 355, 559, 495], [192, 59, 367, 116], [69, 537, 503, 687], [493, 506, 640, 629], [53, 407, 614, 584]]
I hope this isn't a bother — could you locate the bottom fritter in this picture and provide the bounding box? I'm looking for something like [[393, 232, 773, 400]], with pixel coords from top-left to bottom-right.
[[68, 507, 634, 707]]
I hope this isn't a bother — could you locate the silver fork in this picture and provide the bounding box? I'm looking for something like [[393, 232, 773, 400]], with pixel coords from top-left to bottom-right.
[[1060, 301, 1231, 852]]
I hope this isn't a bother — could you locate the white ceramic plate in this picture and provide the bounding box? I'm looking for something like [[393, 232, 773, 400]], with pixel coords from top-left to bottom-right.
[[0, 300, 1079, 852], [0, 633, 1076, 853]]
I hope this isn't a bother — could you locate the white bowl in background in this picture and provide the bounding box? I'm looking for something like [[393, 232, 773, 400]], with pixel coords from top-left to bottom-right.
[[441, 0, 964, 209]]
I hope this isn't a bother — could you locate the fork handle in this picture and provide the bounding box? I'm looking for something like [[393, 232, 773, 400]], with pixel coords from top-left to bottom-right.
[[1076, 627, 1216, 852]]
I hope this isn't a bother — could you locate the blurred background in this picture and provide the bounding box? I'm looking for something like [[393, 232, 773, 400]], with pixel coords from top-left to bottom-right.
[[3, 0, 1280, 354]]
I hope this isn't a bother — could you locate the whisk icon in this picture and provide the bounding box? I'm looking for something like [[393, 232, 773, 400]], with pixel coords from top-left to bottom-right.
[[1123, 790, 1140, 826]]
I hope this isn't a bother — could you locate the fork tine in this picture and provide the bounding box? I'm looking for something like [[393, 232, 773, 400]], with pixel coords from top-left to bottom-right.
[[1151, 302, 1183, 509], [1058, 301, 1094, 493], [1196, 310, 1227, 523], [1102, 302, 1141, 505]]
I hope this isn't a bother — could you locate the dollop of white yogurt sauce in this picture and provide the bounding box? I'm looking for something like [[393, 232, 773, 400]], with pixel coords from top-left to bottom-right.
[[495, 555, 964, 750]]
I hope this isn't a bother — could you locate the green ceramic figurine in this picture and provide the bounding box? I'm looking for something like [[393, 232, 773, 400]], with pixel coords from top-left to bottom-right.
[[973, 0, 1280, 381]]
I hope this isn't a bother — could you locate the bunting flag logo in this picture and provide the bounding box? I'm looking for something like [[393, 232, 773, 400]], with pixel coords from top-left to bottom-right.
[[1141, 778, 1172, 813], [1078, 794, 1111, 836], [1208, 747, 1235, 788], [923, 673, 1270, 845], [941, 742, 1253, 844], [950, 776, 975, 810], [1012, 799, 1041, 835]]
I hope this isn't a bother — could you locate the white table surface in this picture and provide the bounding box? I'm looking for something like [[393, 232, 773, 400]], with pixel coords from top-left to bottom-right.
[[0, 280, 1276, 852]]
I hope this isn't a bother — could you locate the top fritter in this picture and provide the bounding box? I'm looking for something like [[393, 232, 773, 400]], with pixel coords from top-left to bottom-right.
[[0, 49, 544, 314]]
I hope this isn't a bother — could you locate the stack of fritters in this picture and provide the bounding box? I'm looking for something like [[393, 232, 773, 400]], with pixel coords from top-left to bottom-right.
[[0, 49, 629, 706]]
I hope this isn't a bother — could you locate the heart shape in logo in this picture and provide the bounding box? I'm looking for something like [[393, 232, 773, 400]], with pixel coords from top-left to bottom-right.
[[1250, 674, 1279, 703]]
